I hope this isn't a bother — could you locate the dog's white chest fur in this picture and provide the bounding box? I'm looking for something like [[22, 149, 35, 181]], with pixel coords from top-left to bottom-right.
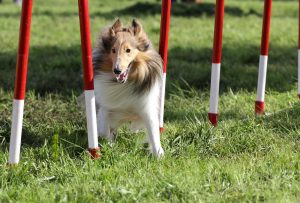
[[94, 72, 160, 113]]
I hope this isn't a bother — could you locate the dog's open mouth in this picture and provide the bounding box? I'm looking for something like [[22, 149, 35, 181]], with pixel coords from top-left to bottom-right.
[[115, 63, 133, 83], [116, 68, 129, 83]]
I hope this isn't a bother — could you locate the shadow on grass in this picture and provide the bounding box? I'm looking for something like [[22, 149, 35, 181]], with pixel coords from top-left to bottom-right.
[[263, 105, 300, 137], [0, 2, 258, 19], [0, 43, 297, 96], [0, 45, 84, 96], [107, 2, 245, 18], [167, 44, 297, 93]]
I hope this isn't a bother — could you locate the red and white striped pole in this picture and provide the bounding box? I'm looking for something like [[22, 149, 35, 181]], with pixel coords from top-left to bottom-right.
[[78, 0, 99, 159], [8, 0, 33, 164], [298, 0, 300, 99], [158, 0, 171, 133], [208, 0, 225, 126], [255, 0, 272, 115]]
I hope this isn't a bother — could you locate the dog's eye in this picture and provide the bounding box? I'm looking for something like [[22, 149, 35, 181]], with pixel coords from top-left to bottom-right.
[[112, 48, 116, 53], [126, 48, 131, 53]]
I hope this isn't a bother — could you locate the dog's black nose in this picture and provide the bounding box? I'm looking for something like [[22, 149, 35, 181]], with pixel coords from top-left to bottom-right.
[[114, 68, 122, 75]]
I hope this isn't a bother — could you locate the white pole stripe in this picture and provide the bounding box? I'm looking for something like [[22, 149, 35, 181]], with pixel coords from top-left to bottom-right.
[[9, 99, 24, 164], [209, 63, 221, 114], [84, 90, 98, 149], [159, 73, 166, 128], [256, 55, 268, 101]]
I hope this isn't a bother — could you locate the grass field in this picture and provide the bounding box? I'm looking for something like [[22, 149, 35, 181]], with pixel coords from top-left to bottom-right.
[[1, 0, 300, 202]]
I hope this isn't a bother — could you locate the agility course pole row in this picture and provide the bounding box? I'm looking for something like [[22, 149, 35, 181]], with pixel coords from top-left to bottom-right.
[[158, 0, 171, 133], [78, 0, 100, 159], [255, 0, 272, 115], [9, 0, 99, 164], [208, 0, 224, 126], [208, 0, 275, 125]]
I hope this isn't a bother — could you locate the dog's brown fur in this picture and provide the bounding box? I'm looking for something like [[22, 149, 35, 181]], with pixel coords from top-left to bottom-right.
[[93, 19, 163, 93]]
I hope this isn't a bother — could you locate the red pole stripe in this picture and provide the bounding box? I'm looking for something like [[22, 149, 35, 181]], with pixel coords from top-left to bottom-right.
[[260, 0, 272, 55], [208, 113, 218, 126], [159, 0, 171, 73], [255, 101, 264, 115], [88, 148, 100, 159], [14, 0, 33, 100], [78, 0, 94, 90], [212, 0, 225, 64]]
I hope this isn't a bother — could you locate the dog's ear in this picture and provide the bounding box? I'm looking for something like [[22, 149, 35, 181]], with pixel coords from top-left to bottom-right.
[[109, 18, 123, 36], [131, 19, 142, 36], [100, 19, 122, 52], [100, 27, 114, 51], [131, 19, 151, 51]]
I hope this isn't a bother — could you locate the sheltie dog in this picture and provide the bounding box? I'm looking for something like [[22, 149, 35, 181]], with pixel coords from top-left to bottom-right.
[[91, 19, 164, 157]]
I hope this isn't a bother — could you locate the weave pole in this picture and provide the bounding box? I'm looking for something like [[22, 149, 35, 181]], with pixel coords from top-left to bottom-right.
[[8, 0, 33, 164], [208, 0, 225, 126], [78, 0, 99, 159], [158, 0, 171, 133], [298, 0, 300, 99], [255, 0, 272, 115]]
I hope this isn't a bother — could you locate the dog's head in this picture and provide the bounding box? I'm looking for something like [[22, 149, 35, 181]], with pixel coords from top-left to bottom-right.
[[101, 19, 150, 83]]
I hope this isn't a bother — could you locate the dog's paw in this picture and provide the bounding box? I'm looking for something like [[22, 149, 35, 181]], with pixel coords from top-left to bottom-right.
[[151, 147, 164, 159]]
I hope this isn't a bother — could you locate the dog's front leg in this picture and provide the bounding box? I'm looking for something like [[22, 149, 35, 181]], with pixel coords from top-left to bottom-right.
[[97, 108, 117, 142], [142, 110, 164, 158], [97, 107, 110, 139]]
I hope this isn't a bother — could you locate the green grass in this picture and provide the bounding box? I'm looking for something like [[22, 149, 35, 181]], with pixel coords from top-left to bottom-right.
[[1, 0, 300, 202]]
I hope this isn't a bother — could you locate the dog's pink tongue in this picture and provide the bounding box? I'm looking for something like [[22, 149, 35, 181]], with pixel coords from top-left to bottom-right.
[[119, 73, 125, 81], [119, 72, 127, 81]]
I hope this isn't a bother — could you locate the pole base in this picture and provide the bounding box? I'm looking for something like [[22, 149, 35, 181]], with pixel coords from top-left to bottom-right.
[[255, 101, 264, 115], [208, 113, 218, 126], [298, 94, 300, 99], [88, 147, 100, 159]]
